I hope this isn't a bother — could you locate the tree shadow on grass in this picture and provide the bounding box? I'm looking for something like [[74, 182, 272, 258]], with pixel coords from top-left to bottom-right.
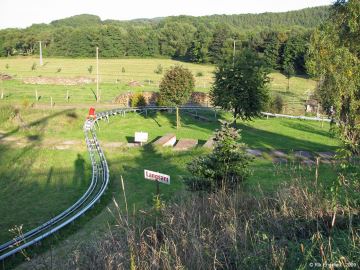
[[280, 121, 332, 138], [236, 123, 338, 152], [107, 143, 192, 210], [0, 109, 75, 140], [139, 109, 221, 140]]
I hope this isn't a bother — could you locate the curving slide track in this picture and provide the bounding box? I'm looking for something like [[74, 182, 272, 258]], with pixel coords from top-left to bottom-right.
[[0, 106, 215, 261]]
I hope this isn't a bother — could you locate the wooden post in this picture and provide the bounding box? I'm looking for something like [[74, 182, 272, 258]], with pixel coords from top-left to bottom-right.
[[66, 90, 69, 102], [96, 47, 100, 103], [35, 89, 38, 101], [156, 180, 160, 196], [0, 79, 3, 99], [176, 106, 180, 129], [50, 97, 53, 108], [315, 157, 320, 186]]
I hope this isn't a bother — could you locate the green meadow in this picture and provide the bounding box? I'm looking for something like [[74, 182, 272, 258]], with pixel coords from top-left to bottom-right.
[[0, 105, 339, 245], [0, 57, 316, 114]]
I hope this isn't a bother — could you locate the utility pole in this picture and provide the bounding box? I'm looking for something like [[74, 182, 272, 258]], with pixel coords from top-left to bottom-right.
[[233, 40, 236, 65], [39, 41, 43, 66], [232, 39, 238, 67], [96, 47, 99, 103]]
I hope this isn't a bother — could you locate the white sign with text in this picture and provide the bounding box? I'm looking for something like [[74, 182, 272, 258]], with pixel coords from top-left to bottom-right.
[[144, 169, 170, 185], [135, 132, 148, 143]]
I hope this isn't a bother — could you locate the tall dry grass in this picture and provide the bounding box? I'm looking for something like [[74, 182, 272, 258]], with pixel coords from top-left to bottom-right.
[[65, 169, 359, 270]]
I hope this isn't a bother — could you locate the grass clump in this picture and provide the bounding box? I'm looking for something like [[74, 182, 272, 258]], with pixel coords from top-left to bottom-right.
[[0, 105, 16, 122]]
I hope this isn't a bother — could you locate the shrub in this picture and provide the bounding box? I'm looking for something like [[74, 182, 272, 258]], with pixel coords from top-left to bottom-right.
[[31, 63, 37, 71], [196, 71, 204, 77], [5, 64, 9, 69], [22, 99, 31, 108], [269, 95, 284, 113], [130, 93, 147, 107], [154, 64, 163, 74], [56, 67, 62, 73], [88, 65, 93, 74], [122, 67, 126, 73], [183, 122, 253, 192]]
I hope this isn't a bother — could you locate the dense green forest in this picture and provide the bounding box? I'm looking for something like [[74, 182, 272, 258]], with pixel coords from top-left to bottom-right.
[[0, 6, 329, 74]]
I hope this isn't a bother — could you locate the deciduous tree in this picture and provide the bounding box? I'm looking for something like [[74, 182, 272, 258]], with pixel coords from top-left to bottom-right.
[[307, 0, 360, 155], [210, 49, 270, 122], [159, 65, 195, 128]]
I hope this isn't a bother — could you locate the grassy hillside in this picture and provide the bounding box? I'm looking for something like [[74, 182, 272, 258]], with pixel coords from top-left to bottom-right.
[[0, 58, 316, 114]]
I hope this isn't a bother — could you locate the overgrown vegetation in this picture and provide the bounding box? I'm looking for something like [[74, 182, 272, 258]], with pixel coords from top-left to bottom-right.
[[65, 163, 359, 269]]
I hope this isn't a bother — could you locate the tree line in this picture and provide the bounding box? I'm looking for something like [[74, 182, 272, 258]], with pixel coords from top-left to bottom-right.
[[0, 6, 329, 74]]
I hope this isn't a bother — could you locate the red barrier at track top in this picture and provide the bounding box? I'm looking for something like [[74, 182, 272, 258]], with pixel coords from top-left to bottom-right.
[[87, 107, 96, 119]]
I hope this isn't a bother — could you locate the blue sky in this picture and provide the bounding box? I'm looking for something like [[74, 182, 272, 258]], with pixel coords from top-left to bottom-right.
[[0, 0, 333, 29]]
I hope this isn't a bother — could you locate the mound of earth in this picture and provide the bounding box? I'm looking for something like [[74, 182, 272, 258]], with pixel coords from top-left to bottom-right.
[[23, 76, 94, 85], [0, 73, 12, 80], [128, 80, 143, 87]]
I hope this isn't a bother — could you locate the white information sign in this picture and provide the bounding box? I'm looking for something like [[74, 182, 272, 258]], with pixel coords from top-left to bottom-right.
[[135, 132, 148, 143], [144, 169, 170, 185]]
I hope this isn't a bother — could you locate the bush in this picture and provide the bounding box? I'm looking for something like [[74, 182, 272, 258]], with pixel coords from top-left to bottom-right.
[[5, 64, 9, 69], [196, 71, 204, 77], [22, 99, 31, 108], [56, 67, 62, 73], [31, 63, 37, 71], [130, 93, 147, 107], [269, 95, 284, 113], [88, 65, 93, 74], [122, 67, 126, 73], [154, 64, 163, 74], [183, 122, 253, 192]]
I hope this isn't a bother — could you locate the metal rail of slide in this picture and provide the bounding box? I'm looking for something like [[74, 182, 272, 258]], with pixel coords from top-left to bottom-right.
[[0, 105, 215, 261], [0, 115, 110, 261]]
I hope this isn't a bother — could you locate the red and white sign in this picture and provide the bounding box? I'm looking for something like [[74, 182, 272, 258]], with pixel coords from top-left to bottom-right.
[[144, 170, 170, 185]]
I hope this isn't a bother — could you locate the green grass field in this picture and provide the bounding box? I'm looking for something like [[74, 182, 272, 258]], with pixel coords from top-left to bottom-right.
[[0, 105, 340, 246], [0, 57, 316, 114], [0, 57, 335, 265]]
